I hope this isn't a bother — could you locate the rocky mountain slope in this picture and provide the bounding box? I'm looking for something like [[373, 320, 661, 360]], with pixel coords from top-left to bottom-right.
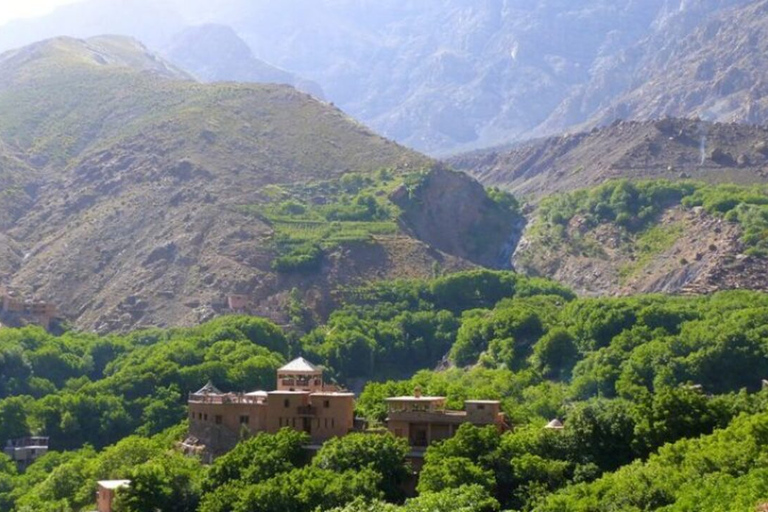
[[450, 120, 768, 296], [515, 201, 768, 297], [451, 118, 768, 199], [7, 0, 768, 155], [0, 36, 520, 332], [538, 0, 768, 136]]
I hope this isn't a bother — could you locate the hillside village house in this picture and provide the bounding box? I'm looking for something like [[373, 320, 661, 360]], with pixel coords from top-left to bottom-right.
[[187, 357, 355, 457], [3, 437, 49, 470], [0, 285, 58, 330], [186, 357, 508, 459]]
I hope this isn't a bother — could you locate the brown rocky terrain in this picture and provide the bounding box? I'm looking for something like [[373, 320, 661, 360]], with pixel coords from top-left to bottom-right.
[[0, 36, 518, 332], [450, 118, 768, 200], [514, 206, 768, 297], [450, 118, 768, 297]]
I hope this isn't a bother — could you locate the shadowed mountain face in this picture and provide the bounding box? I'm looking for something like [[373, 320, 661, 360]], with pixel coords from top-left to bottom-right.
[[161, 24, 325, 100], [0, 36, 520, 332], [536, 0, 768, 136], [4, 0, 767, 155]]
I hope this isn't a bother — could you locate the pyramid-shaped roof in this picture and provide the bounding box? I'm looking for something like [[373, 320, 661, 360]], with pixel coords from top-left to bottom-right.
[[195, 381, 222, 395], [544, 419, 564, 429], [278, 357, 320, 373]]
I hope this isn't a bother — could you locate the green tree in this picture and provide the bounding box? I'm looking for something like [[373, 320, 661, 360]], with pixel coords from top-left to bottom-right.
[[313, 433, 410, 501]]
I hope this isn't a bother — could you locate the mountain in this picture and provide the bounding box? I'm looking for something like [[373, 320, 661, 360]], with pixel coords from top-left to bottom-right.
[[0, 0, 741, 156], [5, 1, 768, 154], [161, 24, 325, 99], [450, 119, 768, 296], [0, 36, 519, 332], [536, 0, 768, 136], [450, 118, 768, 199]]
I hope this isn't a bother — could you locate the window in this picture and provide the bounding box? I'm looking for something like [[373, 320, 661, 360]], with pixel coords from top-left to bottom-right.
[[324, 418, 328, 428], [292, 418, 296, 427], [477, 404, 485, 410], [324, 400, 330, 408], [203, 413, 208, 421], [331, 418, 335, 428], [215, 415, 222, 425], [198, 413, 202, 420], [279, 418, 283, 427], [240, 415, 250, 425], [284, 399, 290, 408]]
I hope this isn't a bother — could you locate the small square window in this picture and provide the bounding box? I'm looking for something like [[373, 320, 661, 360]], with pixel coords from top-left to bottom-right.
[[324, 400, 330, 408], [215, 415, 222, 425], [240, 415, 250, 425], [477, 404, 485, 410]]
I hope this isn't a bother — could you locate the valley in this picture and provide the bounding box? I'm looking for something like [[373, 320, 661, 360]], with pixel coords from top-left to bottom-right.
[[2, 4, 768, 512]]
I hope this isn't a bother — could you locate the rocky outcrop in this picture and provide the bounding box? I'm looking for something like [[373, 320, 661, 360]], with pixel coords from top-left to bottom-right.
[[391, 167, 523, 269]]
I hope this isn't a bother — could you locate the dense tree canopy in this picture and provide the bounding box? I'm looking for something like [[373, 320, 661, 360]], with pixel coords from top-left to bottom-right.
[[4, 270, 768, 511]]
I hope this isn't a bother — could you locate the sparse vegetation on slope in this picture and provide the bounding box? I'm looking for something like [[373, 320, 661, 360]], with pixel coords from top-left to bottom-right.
[[516, 179, 768, 295], [0, 35, 525, 332]]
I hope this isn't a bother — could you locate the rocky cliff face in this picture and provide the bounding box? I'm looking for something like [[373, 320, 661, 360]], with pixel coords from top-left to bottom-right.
[[392, 167, 524, 269]]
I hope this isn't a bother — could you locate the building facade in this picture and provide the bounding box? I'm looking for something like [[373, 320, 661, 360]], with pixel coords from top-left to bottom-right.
[[186, 358, 508, 459], [3, 437, 49, 469], [386, 390, 507, 448], [187, 357, 354, 457]]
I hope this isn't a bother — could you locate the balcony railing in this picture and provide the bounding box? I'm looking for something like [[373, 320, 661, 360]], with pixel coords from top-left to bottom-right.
[[387, 410, 468, 423], [188, 392, 264, 405], [297, 405, 317, 415]]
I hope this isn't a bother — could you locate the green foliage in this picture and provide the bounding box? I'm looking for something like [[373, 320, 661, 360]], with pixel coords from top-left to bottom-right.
[[0, 315, 288, 451], [528, 180, 768, 267], [537, 179, 695, 234], [326, 485, 499, 512], [204, 429, 309, 492], [272, 244, 324, 273], [536, 410, 768, 511], [313, 433, 411, 501], [243, 170, 407, 272], [234, 466, 382, 512], [7, 269, 768, 511], [114, 452, 201, 512]]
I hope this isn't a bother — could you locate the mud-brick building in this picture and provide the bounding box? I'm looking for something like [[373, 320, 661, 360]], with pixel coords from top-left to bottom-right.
[[186, 357, 354, 457], [386, 390, 507, 448], [3, 437, 49, 469]]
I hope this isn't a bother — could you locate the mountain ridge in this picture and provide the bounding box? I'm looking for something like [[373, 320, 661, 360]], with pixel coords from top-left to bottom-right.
[[0, 35, 519, 333]]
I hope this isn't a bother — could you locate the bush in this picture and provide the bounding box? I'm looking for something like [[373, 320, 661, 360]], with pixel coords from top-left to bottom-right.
[[272, 244, 323, 273]]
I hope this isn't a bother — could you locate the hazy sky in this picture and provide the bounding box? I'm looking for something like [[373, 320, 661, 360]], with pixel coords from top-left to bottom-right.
[[0, 0, 85, 25]]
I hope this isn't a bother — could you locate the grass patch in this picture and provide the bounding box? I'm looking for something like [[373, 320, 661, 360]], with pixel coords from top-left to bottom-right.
[[619, 222, 685, 281], [239, 171, 415, 271]]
